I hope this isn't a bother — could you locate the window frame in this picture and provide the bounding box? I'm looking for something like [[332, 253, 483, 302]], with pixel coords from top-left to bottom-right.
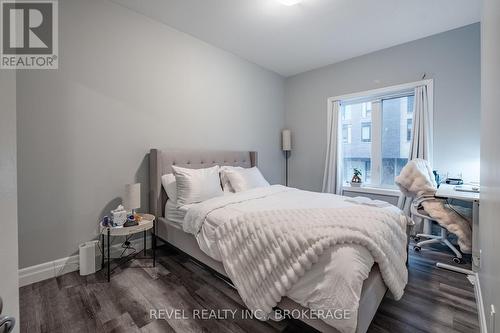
[[329, 79, 434, 190]]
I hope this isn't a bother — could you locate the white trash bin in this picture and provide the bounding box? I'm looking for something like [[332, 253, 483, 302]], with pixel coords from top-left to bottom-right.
[[79, 240, 101, 276]]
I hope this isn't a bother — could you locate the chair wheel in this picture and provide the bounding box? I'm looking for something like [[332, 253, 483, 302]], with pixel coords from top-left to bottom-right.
[[453, 257, 463, 264], [414, 246, 421, 252], [413, 236, 421, 242]]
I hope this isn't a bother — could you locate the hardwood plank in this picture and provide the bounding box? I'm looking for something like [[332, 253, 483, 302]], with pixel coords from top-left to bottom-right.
[[370, 310, 427, 333], [102, 312, 141, 333], [140, 319, 176, 333], [20, 239, 480, 333]]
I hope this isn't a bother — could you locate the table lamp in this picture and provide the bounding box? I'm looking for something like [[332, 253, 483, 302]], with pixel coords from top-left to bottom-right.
[[124, 183, 141, 215], [282, 129, 292, 186]]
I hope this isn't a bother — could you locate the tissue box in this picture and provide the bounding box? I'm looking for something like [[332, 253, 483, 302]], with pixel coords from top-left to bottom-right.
[[111, 206, 127, 226]]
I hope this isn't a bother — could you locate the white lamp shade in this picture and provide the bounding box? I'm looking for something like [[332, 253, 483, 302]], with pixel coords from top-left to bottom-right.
[[282, 129, 292, 151], [124, 183, 141, 211]]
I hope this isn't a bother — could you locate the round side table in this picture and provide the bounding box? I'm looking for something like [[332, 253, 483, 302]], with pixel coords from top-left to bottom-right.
[[100, 213, 156, 282]]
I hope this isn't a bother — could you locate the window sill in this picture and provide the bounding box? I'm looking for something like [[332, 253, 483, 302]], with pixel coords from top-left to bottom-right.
[[342, 185, 401, 197]]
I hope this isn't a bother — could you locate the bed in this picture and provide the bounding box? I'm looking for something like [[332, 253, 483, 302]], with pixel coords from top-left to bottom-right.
[[149, 149, 409, 333]]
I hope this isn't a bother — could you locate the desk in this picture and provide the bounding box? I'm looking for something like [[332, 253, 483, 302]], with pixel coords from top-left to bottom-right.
[[435, 184, 480, 273], [436, 184, 480, 202]]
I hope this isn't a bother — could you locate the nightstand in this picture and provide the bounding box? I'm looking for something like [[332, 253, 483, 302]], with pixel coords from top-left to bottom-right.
[[100, 213, 156, 282]]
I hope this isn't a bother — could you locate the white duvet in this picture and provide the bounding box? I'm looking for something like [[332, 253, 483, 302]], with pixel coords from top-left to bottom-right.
[[182, 185, 408, 333]]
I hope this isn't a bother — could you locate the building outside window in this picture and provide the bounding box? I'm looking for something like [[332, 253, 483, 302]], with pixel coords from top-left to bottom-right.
[[342, 124, 352, 144], [340, 95, 414, 188], [342, 105, 352, 120], [407, 118, 412, 141], [362, 102, 372, 118], [340, 101, 372, 184], [361, 122, 371, 142]]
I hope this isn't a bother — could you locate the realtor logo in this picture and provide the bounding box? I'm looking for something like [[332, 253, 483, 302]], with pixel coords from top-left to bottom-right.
[[1, 0, 58, 69]]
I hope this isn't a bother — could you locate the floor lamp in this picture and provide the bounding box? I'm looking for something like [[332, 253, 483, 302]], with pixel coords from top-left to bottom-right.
[[282, 129, 292, 186]]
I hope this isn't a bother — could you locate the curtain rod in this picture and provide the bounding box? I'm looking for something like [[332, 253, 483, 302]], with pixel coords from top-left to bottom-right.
[[341, 90, 414, 105], [328, 79, 433, 103]]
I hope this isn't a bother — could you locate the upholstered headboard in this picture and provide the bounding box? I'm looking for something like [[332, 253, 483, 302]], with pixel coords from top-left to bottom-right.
[[149, 149, 258, 218]]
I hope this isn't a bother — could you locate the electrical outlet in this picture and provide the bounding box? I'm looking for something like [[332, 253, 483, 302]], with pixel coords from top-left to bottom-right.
[[490, 305, 496, 332]]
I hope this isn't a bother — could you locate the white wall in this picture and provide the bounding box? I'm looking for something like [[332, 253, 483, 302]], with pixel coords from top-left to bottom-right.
[[0, 70, 19, 332], [17, 0, 285, 268], [285, 24, 480, 191], [480, 0, 500, 331]]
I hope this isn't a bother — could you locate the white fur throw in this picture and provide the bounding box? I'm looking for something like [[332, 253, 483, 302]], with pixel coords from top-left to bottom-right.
[[395, 158, 472, 252], [420, 201, 472, 252], [395, 158, 437, 199], [215, 207, 409, 316]]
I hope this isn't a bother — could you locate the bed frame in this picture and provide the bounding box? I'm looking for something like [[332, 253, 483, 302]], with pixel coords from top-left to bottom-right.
[[149, 149, 388, 333]]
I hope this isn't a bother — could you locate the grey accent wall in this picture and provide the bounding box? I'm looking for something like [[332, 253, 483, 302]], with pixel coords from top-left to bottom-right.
[[480, 0, 500, 330], [0, 70, 19, 332], [285, 24, 480, 191], [17, 0, 285, 268]]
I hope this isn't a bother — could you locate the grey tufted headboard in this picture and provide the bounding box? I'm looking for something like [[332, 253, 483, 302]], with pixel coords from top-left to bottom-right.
[[149, 149, 258, 218]]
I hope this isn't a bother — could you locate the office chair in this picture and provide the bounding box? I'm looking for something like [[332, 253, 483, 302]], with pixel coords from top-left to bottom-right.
[[412, 203, 463, 264], [396, 158, 465, 265]]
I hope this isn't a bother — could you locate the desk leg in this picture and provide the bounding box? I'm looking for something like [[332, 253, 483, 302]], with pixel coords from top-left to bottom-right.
[[107, 229, 110, 282], [143, 230, 147, 256]]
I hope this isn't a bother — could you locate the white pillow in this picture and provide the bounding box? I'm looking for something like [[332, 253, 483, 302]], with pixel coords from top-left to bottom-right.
[[225, 167, 270, 192], [161, 173, 177, 203], [220, 166, 243, 193], [172, 165, 223, 206]]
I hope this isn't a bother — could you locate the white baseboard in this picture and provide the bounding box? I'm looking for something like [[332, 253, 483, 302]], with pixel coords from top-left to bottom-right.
[[19, 255, 80, 287], [19, 236, 152, 287]]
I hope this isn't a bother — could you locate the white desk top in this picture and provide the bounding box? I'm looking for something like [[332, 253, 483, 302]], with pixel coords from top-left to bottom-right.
[[435, 184, 480, 202]]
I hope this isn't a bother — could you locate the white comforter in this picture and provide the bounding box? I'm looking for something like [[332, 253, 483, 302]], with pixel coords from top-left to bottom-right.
[[182, 185, 409, 333]]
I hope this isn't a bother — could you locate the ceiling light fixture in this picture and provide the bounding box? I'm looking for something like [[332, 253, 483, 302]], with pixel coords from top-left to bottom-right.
[[276, 0, 302, 6]]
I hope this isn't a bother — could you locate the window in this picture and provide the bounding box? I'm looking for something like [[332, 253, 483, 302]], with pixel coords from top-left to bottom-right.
[[342, 124, 352, 144], [342, 105, 352, 120], [407, 118, 412, 141], [361, 123, 371, 142], [339, 94, 415, 187], [362, 102, 372, 118], [406, 95, 414, 114], [364, 160, 372, 183], [381, 96, 414, 186], [340, 101, 372, 184]]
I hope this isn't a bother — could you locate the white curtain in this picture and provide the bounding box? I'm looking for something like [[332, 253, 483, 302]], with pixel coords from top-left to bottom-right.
[[322, 100, 342, 194], [409, 85, 433, 163], [398, 85, 433, 214]]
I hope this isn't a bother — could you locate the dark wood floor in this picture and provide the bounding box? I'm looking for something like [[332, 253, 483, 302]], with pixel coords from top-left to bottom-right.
[[20, 241, 479, 333]]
